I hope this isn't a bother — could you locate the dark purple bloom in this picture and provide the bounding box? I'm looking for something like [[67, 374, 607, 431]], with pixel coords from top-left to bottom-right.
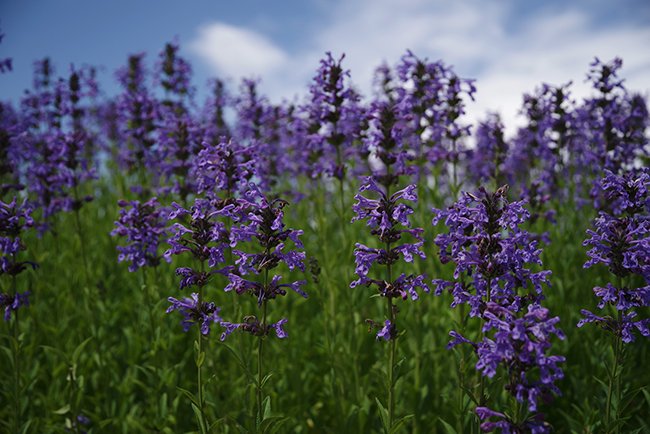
[[467, 113, 509, 186], [433, 186, 549, 316], [476, 406, 551, 433], [114, 53, 159, 175], [193, 139, 255, 199], [352, 175, 428, 340], [166, 293, 221, 335], [218, 184, 307, 341], [219, 316, 289, 341], [0, 291, 30, 322], [112, 197, 169, 272], [376, 319, 396, 341], [393, 50, 475, 185], [301, 52, 365, 180], [579, 170, 649, 342], [1, 198, 36, 277]]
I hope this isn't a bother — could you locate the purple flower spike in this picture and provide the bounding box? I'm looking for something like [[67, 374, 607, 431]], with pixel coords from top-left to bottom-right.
[[112, 197, 169, 272], [0, 291, 30, 322], [376, 320, 396, 341], [352, 174, 428, 342], [435, 185, 564, 429], [579, 170, 650, 342], [167, 293, 221, 336]]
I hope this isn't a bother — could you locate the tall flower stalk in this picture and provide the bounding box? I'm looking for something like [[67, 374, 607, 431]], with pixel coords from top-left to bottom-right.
[[164, 198, 235, 433], [351, 176, 428, 432], [219, 185, 307, 431], [1, 197, 36, 433], [578, 170, 650, 433], [433, 186, 565, 433]]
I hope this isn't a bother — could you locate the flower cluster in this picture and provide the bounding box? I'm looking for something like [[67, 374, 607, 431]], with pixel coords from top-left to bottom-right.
[[164, 198, 237, 335], [111, 197, 169, 272], [351, 177, 428, 340], [393, 51, 475, 183], [467, 113, 508, 186], [506, 82, 575, 222], [579, 170, 650, 342], [166, 293, 222, 336], [220, 185, 307, 340], [114, 53, 158, 175], [432, 186, 550, 316], [302, 52, 365, 180], [433, 185, 564, 431], [193, 139, 255, 199], [1, 197, 36, 321]]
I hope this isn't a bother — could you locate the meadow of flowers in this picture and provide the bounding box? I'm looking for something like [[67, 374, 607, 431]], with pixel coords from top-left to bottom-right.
[[1, 36, 649, 433]]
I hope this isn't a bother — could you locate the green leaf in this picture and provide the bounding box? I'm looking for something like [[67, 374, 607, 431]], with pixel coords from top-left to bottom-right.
[[260, 416, 289, 434], [261, 373, 274, 389], [196, 350, 205, 368], [176, 386, 199, 407], [390, 414, 414, 433], [438, 417, 458, 434], [53, 404, 71, 415], [375, 397, 389, 434], [263, 395, 272, 420], [191, 403, 208, 434], [72, 337, 93, 363]]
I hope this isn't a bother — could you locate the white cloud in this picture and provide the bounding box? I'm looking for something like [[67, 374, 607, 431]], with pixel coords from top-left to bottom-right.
[[189, 0, 650, 135], [189, 22, 288, 80]]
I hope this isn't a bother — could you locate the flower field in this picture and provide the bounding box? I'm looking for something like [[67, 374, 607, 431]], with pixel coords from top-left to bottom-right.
[[1, 40, 649, 433]]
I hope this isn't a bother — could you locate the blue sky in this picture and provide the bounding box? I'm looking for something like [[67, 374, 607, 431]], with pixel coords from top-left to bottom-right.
[[2, 0, 650, 129]]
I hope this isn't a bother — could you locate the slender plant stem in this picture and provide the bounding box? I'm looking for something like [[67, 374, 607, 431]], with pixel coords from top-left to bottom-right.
[[257, 269, 269, 432], [72, 185, 90, 288], [476, 278, 492, 432], [605, 307, 623, 433], [385, 233, 396, 433], [11, 269, 21, 434], [141, 267, 156, 346], [196, 261, 208, 433]]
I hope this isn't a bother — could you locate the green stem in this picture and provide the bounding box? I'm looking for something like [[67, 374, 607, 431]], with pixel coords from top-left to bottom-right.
[[196, 261, 208, 434], [385, 235, 395, 433], [72, 186, 90, 288], [476, 278, 492, 432], [387, 298, 396, 433], [142, 267, 157, 347], [257, 270, 269, 432], [11, 269, 21, 434], [605, 308, 623, 433]]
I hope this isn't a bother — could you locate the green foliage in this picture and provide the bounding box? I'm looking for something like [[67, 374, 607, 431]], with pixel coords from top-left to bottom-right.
[[0, 174, 649, 433]]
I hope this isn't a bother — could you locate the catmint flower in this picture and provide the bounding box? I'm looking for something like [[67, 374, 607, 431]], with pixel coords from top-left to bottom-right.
[[155, 40, 194, 106], [112, 197, 169, 272], [1, 198, 37, 277], [351, 176, 428, 339], [467, 113, 509, 186], [167, 293, 221, 335], [114, 53, 159, 175], [220, 184, 307, 340], [394, 50, 475, 183], [193, 139, 255, 199], [435, 185, 564, 429], [164, 198, 237, 278], [301, 52, 365, 180], [432, 186, 550, 316], [579, 170, 650, 342], [1, 198, 36, 321], [465, 303, 565, 412], [219, 316, 288, 341], [505, 82, 575, 222], [0, 291, 30, 322], [476, 406, 551, 433], [575, 58, 649, 207]]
